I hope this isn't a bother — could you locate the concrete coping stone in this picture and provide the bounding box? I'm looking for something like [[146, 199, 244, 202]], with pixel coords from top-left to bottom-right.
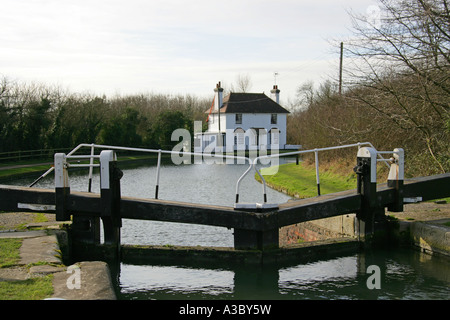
[[51, 261, 116, 300], [0, 229, 116, 300], [410, 219, 450, 257], [19, 235, 61, 265]]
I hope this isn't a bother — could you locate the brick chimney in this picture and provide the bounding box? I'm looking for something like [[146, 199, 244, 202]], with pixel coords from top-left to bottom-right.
[[270, 85, 280, 104]]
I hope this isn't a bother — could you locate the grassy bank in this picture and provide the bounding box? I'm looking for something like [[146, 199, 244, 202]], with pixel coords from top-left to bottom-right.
[[0, 163, 53, 181], [257, 161, 357, 198], [0, 153, 165, 182], [0, 239, 22, 268], [258, 161, 450, 203], [0, 238, 54, 300]]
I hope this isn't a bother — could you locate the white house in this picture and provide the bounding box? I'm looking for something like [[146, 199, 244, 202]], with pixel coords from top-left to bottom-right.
[[195, 82, 292, 153]]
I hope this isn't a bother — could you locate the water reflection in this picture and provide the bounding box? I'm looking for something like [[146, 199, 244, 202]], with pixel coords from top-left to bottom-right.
[[114, 248, 450, 300], [119, 265, 235, 300]]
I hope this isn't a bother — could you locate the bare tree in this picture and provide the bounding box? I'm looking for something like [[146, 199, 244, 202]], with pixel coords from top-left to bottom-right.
[[230, 73, 253, 93], [344, 0, 449, 173], [295, 81, 315, 110]]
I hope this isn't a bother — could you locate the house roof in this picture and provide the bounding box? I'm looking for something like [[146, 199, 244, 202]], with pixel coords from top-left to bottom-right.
[[208, 92, 290, 114]]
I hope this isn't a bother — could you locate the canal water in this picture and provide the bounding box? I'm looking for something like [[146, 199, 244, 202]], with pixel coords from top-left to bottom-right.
[[9, 161, 450, 300]]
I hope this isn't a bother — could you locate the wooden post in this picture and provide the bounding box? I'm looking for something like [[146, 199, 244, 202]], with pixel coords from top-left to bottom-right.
[[233, 204, 279, 250], [71, 216, 101, 245], [55, 153, 101, 245], [234, 228, 279, 250], [54, 153, 71, 221], [354, 147, 384, 244], [100, 151, 123, 251]]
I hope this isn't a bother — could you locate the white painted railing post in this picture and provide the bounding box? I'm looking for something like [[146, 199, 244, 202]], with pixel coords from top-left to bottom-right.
[[88, 143, 95, 192], [100, 150, 122, 249], [387, 148, 404, 212], [54, 153, 70, 221], [314, 149, 320, 196], [155, 149, 162, 199], [55, 153, 69, 189], [253, 159, 268, 203]]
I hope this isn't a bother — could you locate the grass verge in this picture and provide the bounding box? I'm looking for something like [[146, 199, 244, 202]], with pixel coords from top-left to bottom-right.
[[0, 238, 54, 300], [0, 239, 22, 268], [0, 276, 54, 300], [257, 162, 356, 198], [257, 161, 450, 203], [0, 164, 53, 180]]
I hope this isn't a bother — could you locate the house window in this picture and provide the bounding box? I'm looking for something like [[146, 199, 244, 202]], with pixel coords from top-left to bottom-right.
[[271, 114, 277, 124], [235, 113, 242, 124]]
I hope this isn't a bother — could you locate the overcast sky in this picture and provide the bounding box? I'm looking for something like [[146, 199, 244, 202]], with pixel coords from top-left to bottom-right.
[[0, 0, 379, 104]]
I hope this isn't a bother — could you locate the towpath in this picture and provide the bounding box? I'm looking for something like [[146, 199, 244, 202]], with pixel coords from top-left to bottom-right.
[[0, 212, 116, 300]]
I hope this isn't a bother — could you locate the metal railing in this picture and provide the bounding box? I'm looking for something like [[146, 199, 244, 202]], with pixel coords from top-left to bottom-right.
[[239, 142, 394, 206], [29, 141, 395, 208], [30, 143, 253, 201]]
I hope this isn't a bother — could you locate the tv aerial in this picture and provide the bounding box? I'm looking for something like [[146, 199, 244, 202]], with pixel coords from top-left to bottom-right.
[[274, 72, 279, 85]]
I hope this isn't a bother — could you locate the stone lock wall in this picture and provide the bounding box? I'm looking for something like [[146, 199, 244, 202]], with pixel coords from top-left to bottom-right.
[[279, 214, 357, 246]]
